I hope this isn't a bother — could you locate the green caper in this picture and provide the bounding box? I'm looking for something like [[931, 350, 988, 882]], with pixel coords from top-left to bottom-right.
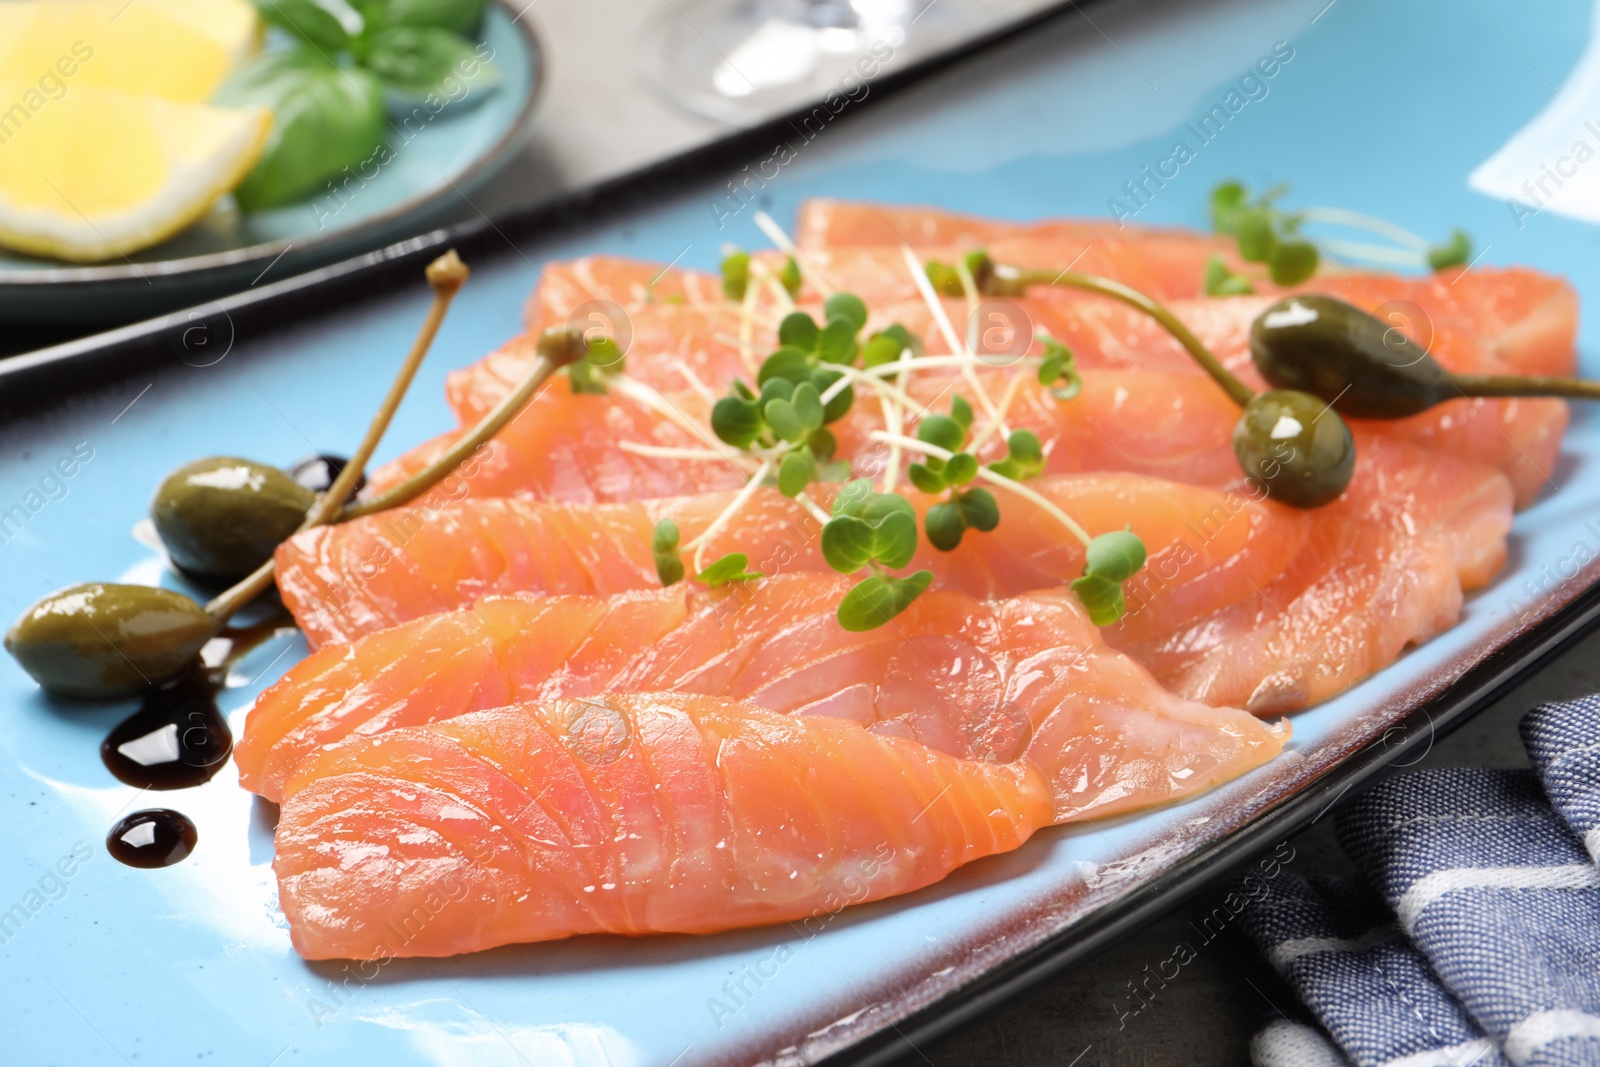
[[1233, 389, 1355, 508], [151, 457, 314, 580], [1249, 295, 1453, 418], [5, 583, 217, 699]]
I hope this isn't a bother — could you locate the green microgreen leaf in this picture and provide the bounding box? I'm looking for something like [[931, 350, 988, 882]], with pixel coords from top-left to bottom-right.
[[711, 395, 764, 448], [817, 459, 852, 482], [1268, 240, 1319, 285], [1210, 181, 1248, 235], [758, 346, 813, 387], [861, 334, 902, 369], [956, 487, 1000, 532], [824, 292, 868, 333], [779, 256, 802, 298], [1036, 336, 1083, 401], [950, 396, 974, 434], [652, 519, 683, 587], [836, 571, 933, 632], [817, 317, 858, 365], [696, 552, 763, 587], [987, 429, 1045, 481], [778, 311, 819, 351], [825, 484, 919, 569], [907, 463, 946, 495], [924, 500, 965, 551], [1085, 527, 1147, 581], [1427, 229, 1473, 271], [721, 249, 750, 301], [731, 379, 755, 401], [917, 414, 965, 454], [763, 382, 823, 443], [777, 447, 815, 498], [925, 259, 963, 298], [820, 515, 876, 573], [1203, 253, 1255, 297], [944, 452, 979, 486], [807, 427, 836, 462], [1069, 573, 1127, 626], [813, 369, 853, 424], [1237, 211, 1277, 263]]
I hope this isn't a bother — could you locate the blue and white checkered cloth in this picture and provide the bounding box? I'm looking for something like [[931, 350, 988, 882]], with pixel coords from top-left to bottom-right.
[[1237, 698, 1600, 1067]]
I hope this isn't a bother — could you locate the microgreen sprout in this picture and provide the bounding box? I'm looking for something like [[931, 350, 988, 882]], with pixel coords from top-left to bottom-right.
[[721, 248, 751, 301], [696, 552, 764, 587], [986, 429, 1045, 481], [1203, 253, 1255, 297], [1070, 528, 1148, 626], [541, 326, 625, 395], [1035, 336, 1083, 400], [1210, 182, 1319, 286], [653, 518, 684, 586], [820, 479, 932, 631], [1427, 229, 1473, 271], [906, 397, 1000, 551]]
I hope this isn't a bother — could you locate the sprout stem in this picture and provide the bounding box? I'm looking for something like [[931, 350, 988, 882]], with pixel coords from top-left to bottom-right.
[[1451, 372, 1600, 402]]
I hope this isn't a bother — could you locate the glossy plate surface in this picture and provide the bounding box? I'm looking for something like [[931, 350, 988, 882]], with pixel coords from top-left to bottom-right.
[[2, 0, 1599, 1064], [0, 0, 541, 323]]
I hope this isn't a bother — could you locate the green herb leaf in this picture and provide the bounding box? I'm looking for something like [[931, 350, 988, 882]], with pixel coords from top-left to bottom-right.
[[821, 515, 875, 573], [924, 501, 965, 551], [907, 462, 946, 495], [362, 25, 497, 97], [806, 427, 836, 462], [360, 0, 487, 33], [254, 0, 361, 50], [944, 452, 978, 485], [836, 571, 933, 632], [757, 346, 813, 387], [861, 334, 903, 369], [817, 459, 852, 482], [696, 553, 763, 587], [817, 316, 858, 365], [779, 256, 802, 298], [917, 414, 965, 454], [1210, 181, 1248, 234], [215, 48, 388, 211], [652, 518, 683, 586], [826, 487, 919, 569], [1203, 253, 1255, 297], [1069, 573, 1127, 626], [721, 250, 750, 301], [950, 396, 974, 433], [813, 369, 853, 424], [1427, 229, 1473, 271], [956, 487, 1000, 532], [777, 447, 815, 498], [1084, 528, 1147, 582], [711, 395, 764, 448], [924, 259, 963, 298], [1237, 212, 1277, 263], [988, 429, 1045, 481], [778, 311, 819, 351], [824, 292, 868, 333], [1036, 336, 1083, 401], [764, 381, 823, 443], [1268, 240, 1318, 285]]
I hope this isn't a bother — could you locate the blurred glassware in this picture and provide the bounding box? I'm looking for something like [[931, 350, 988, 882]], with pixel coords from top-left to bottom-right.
[[643, 0, 1038, 126]]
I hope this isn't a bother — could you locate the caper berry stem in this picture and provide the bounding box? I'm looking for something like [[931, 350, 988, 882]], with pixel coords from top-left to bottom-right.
[[1449, 373, 1600, 402], [202, 250, 471, 624], [1011, 268, 1257, 407]]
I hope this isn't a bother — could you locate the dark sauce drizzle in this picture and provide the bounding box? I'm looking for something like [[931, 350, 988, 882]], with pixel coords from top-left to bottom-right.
[[107, 809, 197, 868], [102, 613, 294, 866]]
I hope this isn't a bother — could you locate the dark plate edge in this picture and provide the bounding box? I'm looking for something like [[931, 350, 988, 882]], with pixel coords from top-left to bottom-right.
[[818, 575, 1600, 1067]]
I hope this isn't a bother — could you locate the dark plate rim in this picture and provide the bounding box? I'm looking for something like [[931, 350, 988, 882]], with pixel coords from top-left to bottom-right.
[[5, 2, 1590, 1063], [0, 0, 545, 288]]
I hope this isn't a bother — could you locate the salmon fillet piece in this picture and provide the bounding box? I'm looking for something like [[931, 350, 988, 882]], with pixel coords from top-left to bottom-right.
[[239, 574, 1289, 812], [273, 692, 1053, 958]]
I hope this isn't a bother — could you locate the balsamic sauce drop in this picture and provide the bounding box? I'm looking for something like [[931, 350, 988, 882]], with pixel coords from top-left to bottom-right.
[[107, 809, 197, 868]]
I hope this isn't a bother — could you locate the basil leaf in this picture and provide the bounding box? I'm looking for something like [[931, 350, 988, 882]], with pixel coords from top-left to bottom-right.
[[363, 26, 499, 98], [255, 0, 362, 49], [356, 0, 487, 35], [216, 50, 388, 211]]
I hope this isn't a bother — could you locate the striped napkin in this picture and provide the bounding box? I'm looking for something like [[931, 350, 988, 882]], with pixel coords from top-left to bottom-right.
[[1236, 699, 1600, 1067]]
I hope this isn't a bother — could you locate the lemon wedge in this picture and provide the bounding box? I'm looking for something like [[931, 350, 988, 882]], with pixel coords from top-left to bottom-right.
[[0, 0, 260, 103], [0, 86, 270, 263]]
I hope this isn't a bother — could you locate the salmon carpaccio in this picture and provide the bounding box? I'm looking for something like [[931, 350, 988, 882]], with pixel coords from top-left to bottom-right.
[[239, 574, 1288, 812], [275, 472, 1472, 713], [273, 692, 1053, 958]]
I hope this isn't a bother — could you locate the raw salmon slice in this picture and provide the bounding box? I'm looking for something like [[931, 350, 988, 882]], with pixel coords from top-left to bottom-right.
[[273, 692, 1054, 958], [282, 473, 1308, 648], [240, 574, 1289, 814]]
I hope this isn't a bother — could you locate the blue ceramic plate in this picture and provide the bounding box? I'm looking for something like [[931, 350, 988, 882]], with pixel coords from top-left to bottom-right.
[[4, 0, 1600, 1064], [0, 0, 541, 325]]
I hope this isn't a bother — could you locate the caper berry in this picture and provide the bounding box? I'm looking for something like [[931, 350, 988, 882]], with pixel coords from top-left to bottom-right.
[[1250, 295, 1453, 418], [290, 453, 364, 495], [151, 457, 314, 580], [5, 583, 216, 699], [1233, 389, 1355, 508]]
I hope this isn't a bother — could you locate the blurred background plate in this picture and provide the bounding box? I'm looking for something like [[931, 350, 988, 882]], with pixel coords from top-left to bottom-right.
[[0, 0, 541, 328]]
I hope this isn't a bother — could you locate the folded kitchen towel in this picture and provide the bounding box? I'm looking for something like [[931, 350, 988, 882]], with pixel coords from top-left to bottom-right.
[[1238, 698, 1600, 1067]]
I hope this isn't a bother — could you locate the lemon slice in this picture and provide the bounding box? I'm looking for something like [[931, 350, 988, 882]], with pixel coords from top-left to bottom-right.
[[0, 0, 260, 104], [0, 86, 270, 262]]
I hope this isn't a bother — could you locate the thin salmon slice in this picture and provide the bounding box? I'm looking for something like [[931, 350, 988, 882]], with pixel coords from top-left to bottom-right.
[[273, 692, 1054, 958], [239, 574, 1288, 813], [282, 473, 1308, 648]]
